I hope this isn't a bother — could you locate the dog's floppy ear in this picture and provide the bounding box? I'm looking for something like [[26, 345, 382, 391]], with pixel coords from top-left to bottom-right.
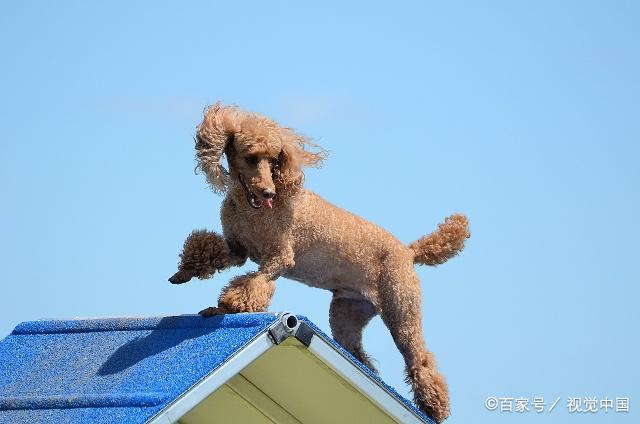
[[195, 102, 240, 194], [274, 128, 326, 191]]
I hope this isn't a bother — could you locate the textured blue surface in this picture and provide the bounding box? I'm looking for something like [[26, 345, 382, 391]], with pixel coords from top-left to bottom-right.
[[0, 313, 433, 424], [0, 314, 278, 424]]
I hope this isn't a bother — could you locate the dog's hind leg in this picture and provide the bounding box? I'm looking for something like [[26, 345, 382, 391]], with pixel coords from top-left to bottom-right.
[[329, 295, 378, 372], [169, 230, 247, 284], [378, 256, 450, 423]]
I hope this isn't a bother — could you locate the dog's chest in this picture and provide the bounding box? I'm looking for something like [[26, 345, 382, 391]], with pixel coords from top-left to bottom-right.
[[221, 201, 281, 263], [221, 199, 291, 263], [239, 231, 268, 264]]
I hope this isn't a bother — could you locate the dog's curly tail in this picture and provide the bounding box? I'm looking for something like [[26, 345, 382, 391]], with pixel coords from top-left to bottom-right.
[[409, 214, 470, 266]]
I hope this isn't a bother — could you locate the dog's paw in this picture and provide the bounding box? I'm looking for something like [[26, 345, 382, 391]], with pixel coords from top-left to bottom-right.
[[169, 269, 193, 284], [198, 306, 228, 317]]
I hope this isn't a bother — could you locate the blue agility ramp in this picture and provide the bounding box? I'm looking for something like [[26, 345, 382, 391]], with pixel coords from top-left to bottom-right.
[[0, 313, 434, 424]]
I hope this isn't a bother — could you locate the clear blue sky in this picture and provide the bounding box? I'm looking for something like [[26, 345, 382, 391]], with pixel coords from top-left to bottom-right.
[[1, 1, 638, 422]]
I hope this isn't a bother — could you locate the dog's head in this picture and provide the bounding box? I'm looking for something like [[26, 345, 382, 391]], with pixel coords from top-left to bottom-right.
[[194, 102, 325, 209]]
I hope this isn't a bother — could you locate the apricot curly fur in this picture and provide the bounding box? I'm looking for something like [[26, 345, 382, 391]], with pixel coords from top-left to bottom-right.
[[170, 103, 470, 422], [408, 357, 451, 423], [410, 214, 470, 266], [218, 273, 276, 313], [194, 102, 325, 194]]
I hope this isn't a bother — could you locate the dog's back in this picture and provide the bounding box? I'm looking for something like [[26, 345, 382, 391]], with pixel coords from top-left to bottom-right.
[[283, 190, 409, 295]]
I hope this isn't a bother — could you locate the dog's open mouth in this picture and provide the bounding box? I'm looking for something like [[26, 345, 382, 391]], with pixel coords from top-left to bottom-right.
[[239, 175, 273, 209]]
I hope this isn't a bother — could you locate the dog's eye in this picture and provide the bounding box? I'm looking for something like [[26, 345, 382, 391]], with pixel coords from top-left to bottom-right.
[[245, 155, 258, 165]]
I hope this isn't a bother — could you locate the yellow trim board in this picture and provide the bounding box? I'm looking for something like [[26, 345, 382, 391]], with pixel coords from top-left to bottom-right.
[[179, 338, 398, 424]]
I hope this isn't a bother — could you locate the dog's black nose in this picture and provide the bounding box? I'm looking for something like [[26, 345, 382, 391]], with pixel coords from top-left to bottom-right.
[[262, 189, 276, 199]]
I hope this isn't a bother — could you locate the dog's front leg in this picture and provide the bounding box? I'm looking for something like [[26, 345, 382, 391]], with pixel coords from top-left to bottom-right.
[[169, 230, 247, 284], [199, 244, 294, 317]]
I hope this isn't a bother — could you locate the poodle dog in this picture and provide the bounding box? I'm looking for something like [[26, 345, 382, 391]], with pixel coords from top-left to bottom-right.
[[169, 103, 469, 422]]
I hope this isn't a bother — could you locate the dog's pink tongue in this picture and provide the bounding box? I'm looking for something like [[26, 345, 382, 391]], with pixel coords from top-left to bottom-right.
[[265, 199, 273, 208]]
